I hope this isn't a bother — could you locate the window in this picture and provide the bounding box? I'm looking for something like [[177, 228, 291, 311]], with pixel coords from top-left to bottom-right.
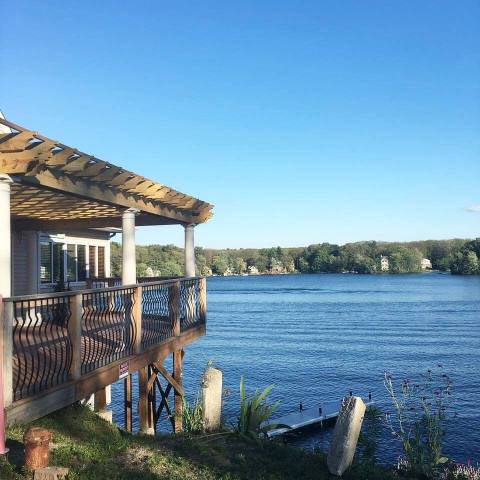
[[40, 242, 64, 284], [66, 244, 76, 281], [77, 245, 87, 281], [39, 240, 106, 284], [40, 243, 52, 284], [89, 246, 97, 278], [53, 243, 64, 284], [98, 246, 105, 277]]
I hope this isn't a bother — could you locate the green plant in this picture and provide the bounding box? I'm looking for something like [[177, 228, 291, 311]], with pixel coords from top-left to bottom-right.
[[182, 394, 204, 433], [357, 406, 382, 465], [236, 376, 279, 437], [384, 366, 453, 477]]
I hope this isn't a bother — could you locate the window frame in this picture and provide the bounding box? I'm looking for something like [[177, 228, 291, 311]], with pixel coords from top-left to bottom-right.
[[39, 237, 108, 287]]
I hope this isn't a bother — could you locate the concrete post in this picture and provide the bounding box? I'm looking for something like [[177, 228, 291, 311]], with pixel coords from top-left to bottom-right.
[[0, 174, 12, 298], [327, 396, 366, 476], [184, 224, 195, 277], [201, 367, 222, 432], [122, 209, 137, 285]]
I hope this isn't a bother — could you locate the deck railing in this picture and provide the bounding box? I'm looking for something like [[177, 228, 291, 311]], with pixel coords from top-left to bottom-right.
[[1, 277, 206, 405]]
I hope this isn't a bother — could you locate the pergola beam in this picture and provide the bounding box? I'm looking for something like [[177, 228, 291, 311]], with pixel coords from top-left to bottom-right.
[[12, 213, 181, 231], [17, 172, 204, 224], [0, 118, 213, 225]]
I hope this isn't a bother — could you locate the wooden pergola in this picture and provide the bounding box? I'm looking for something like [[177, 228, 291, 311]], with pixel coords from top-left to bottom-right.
[[0, 117, 213, 232], [0, 116, 212, 440]]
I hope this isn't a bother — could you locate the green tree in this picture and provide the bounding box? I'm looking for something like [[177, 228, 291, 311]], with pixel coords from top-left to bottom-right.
[[389, 247, 422, 273], [450, 250, 479, 275], [211, 254, 229, 275]]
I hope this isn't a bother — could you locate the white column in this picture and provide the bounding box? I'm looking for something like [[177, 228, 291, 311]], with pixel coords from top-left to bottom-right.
[[184, 224, 196, 277], [26, 231, 39, 294], [0, 174, 12, 298], [122, 209, 137, 285]]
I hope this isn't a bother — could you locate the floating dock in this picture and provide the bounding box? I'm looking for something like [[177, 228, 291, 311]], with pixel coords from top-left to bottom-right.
[[266, 397, 374, 438]]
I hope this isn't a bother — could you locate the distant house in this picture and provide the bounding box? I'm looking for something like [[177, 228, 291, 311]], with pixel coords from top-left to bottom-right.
[[380, 255, 389, 272], [421, 258, 432, 270], [248, 265, 259, 275], [145, 266, 156, 277]]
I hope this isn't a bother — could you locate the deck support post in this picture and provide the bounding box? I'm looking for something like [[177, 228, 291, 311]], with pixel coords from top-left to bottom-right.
[[124, 374, 132, 433], [147, 365, 156, 433], [184, 224, 195, 277], [0, 174, 12, 298], [138, 366, 154, 435], [169, 279, 183, 433], [122, 208, 138, 285], [173, 349, 183, 433], [94, 387, 112, 423]]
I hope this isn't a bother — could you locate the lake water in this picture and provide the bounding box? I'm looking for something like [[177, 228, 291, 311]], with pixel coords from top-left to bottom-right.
[[112, 273, 480, 463]]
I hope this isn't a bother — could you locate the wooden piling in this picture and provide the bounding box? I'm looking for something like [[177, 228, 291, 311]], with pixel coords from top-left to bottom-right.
[[138, 366, 150, 434], [173, 350, 183, 433], [124, 374, 132, 433]]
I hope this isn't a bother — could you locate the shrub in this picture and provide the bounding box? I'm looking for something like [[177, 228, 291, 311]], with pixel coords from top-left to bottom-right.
[[384, 366, 453, 477], [182, 393, 204, 433], [236, 376, 279, 437]]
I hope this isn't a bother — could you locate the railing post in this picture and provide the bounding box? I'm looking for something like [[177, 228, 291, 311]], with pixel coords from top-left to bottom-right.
[[0, 296, 12, 454], [170, 281, 180, 336], [199, 277, 207, 322], [133, 285, 142, 354], [68, 294, 82, 381]]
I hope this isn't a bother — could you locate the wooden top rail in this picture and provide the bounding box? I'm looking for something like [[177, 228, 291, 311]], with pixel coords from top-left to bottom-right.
[[4, 277, 205, 302]]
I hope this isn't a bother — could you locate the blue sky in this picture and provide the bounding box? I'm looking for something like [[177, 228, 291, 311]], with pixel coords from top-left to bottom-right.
[[2, 1, 479, 248]]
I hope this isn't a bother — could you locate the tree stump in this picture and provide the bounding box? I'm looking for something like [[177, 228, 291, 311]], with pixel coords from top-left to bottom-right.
[[327, 396, 366, 476], [24, 427, 52, 470]]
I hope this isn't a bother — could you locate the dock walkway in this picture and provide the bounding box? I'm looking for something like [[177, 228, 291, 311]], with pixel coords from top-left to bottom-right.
[[266, 398, 373, 438]]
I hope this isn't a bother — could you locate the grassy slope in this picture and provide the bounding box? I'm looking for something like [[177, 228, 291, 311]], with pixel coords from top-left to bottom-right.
[[1, 405, 406, 480]]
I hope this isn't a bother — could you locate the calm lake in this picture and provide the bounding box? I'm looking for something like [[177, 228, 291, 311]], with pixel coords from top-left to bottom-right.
[[112, 273, 480, 462]]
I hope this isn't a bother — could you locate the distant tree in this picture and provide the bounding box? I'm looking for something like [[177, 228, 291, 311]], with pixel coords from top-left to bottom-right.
[[110, 238, 479, 279], [233, 257, 247, 274], [450, 250, 479, 275], [159, 260, 183, 277], [389, 247, 422, 273], [211, 254, 229, 275], [110, 242, 122, 276], [137, 263, 148, 276], [296, 257, 310, 273]]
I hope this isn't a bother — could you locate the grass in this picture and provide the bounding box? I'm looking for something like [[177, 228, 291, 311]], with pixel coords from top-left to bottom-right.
[[0, 404, 413, 480]]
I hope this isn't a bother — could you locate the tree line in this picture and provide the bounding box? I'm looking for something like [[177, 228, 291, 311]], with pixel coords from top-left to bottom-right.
[[110, 238, 480, 277]]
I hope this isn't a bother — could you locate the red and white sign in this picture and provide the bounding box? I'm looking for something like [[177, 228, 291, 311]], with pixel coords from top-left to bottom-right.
[[119, 361, 129, 379]]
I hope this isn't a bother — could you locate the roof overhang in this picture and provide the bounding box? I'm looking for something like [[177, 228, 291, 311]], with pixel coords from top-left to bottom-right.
[[0, 118, 213, 229]]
